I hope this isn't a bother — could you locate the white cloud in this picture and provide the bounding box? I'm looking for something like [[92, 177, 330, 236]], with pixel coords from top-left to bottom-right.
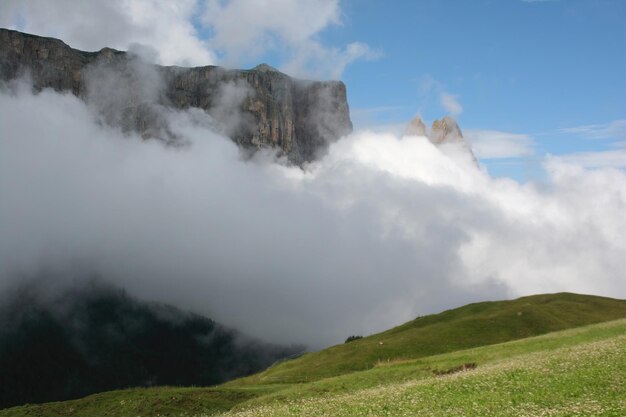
[[201, 0, 377, 79], [0, 0, 373, 78], [353, 123, 409, 137], [2, 85, 625, 348], [439, 92, 463, 115], [0, 0, 215, 66], [465, 130, 535, 159], [350, 106, 408, 132], [282, 41, 380, 80], [202, 0, 339, 59]]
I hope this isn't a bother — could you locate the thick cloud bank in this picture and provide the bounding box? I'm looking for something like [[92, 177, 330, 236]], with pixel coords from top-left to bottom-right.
[[1, 85, 625, 348]]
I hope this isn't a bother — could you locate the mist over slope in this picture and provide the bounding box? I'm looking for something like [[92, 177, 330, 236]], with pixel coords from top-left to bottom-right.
[[239, 292, 626, 383], [0, 278, 300, 409], [0, 27, 625, 353], [1, 67, 626, 348]]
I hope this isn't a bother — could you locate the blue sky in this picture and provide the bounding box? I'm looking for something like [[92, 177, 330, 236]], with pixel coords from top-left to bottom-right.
[[324, 0, 626, 179], [203, 0, 625, 180]]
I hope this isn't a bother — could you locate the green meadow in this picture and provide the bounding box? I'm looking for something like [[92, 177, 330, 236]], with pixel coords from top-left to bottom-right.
[[4, 293, 625, 417]]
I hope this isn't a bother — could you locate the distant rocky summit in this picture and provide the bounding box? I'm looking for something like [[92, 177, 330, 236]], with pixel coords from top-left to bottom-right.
[[430, 116, 464, 145], [0, 28, 353, 164], [405, 115, 427, 137], [406, 115, 477, 163]]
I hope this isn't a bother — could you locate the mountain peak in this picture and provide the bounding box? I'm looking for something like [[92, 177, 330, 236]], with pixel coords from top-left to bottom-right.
[[253, 63, 280, 73], [430, 116, 463, 145], [404, 115, 477, 166], [405, 115, 427, 137]]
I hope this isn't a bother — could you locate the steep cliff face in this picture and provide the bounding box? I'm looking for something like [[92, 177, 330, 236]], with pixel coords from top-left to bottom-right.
[[0, 28, 352, 164]]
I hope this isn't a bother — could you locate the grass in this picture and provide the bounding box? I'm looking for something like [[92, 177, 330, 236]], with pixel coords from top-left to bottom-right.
[[0, 385, 286, 417], [236, 292, 626, 384], [222, 321, 626, 416], [2, 292, 625, 416]]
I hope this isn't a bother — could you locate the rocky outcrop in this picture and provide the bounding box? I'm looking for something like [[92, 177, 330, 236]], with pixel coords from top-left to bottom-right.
[[404, 115, 427, 137], [405, 115, 464, 144], [0, 28, 352, 164], [405, 115, 477, 164], [430, 116, 464, 145]]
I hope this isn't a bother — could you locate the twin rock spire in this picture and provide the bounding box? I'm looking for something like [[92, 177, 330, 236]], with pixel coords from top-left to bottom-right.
[[405, 115, 477, 164], [405, 115, 463, 145]]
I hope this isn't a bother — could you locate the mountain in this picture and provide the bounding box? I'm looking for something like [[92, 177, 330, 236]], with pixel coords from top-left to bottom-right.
[[430, 115, 464, 144], [0, 28, 353, 164], [405, 115, 478, 164], [2, 293, 624, 416], [404, 115, 427, 136], [0, 280, 301, 409]]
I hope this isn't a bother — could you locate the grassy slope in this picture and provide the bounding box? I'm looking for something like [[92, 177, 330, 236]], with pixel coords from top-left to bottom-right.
[[223, 319, 626, 416], [2, 292, 625, 417], [236, 292, 626, 383]]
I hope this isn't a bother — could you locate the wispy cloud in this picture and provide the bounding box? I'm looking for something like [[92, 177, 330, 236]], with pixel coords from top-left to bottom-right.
[[202, 0, 379, 79], [350, 106, 408, 133], [350, 106, 408, 117], [551, 119, 626, 169], [419, 74, 439, 96], [419, 74, 463, 116], [553, 149, 626, 169], [439, 92, 463, 116], [465, 130, 535, 159], [560, 119, 626, 141]]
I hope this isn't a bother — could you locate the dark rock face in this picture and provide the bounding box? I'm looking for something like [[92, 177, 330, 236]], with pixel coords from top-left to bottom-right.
[[0, 28, 353, 164]]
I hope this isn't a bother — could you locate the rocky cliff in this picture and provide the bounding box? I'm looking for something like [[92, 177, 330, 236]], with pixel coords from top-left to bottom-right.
[[0, 28, 352, 164]]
